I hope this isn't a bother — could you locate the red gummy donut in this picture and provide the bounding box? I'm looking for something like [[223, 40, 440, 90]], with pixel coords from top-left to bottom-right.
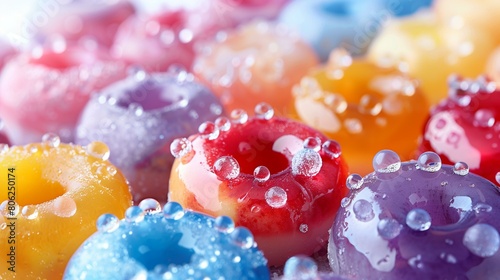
[[169, 104, 349, 266], [0, 43, 127, 145]]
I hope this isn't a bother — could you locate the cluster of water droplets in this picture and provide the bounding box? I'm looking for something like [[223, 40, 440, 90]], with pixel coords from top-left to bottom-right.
[[448, 75, 497, 107]]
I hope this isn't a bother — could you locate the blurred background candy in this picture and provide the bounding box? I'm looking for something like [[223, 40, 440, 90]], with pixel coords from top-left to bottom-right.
[[0, 39, 15, 71], [193, 20, 318, 115], [76, 68, 224, 203], [289, 48, 429, 176], [0, 42, 127, 145]]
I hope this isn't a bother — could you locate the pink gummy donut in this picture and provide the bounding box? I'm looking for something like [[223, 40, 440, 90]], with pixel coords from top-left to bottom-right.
[[0, 43, 127, 145], [36, 0, 135, 47]]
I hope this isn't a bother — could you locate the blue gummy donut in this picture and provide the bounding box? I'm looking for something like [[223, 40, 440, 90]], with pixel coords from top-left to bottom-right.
[[63, 200, 269, 280]]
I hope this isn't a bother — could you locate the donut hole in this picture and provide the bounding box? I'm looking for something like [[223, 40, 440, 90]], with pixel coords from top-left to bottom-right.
[[17, 177, 66, 206], [232, 140, 290, 175], [114, 80, 185, 111], [127, 232, 195, 270], [29, 49, 96, 69]]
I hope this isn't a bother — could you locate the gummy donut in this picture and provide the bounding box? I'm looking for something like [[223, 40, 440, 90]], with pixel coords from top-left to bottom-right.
[[193, 20, 319, 115], [367, 12, 496, 105], [34, 0, 135, 47], [289, 49, 429, 176], [0, 136, 132, 279], [278, 0, 385, 61], [76, 68, 224, 203], [418, 76, 500, 185], [64, 200, 269, 279], [329, 150, 500, 279], [0, 43, 127, 145], [169, 104, 349, 266]]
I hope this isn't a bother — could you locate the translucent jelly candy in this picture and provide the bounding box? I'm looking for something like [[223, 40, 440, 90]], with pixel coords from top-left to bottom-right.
[[64, 201, 269, 279], [193, 21, 319, 115], [435, 0, 500, 45], [418, 76, 500, 185], [34, 0, 135, 47], [289, 49, 429, 176], [329, 150, 500, 279], [0, 136, 132, 279], [0, 42, 127, 145], [169, 104, 349, 266], [76, 68, 224, 203], [367, 12, 497, 105]]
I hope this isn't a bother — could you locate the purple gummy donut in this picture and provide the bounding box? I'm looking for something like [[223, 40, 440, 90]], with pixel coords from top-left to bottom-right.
[[75, 68, 224, 203], [329, 150, 500, 279]]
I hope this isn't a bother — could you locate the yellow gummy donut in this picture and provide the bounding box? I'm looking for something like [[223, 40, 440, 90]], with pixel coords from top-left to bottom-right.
[[0, 138, 132, 279]]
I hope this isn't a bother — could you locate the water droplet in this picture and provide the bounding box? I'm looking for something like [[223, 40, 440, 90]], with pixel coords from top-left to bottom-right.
[[170, 138, 193, 158], [125, 206, 145, 223], [324, 93, 347, 114], [303, 137, 321, 152], [291, 149, 322, 177], [353, 199, 374, 222], [213, 156, 240, 181], [0, 215, 5, 230], [359, 94, 382, 116], [179, 28, 193, 43], [341, 197, 351, 207], [265, 186, 287, 208], [198, 122, 220, 140], [346, 174, 364, 190], [214, 216, 235, 233], [417, 152, 442, 172], [474, 109, 495, 128], [52, 196, 77, 217], [453, 162, 469, 176], [215, 117, 231, 132], [377, 218, 402, 240], [163, 202, 184, 220], [254, 102, 274, 120], [106, 166, 117, 176], [322, 140, 341, 159], [496, 172, 500, 185], [96, 213, 120, 233], [463, 223, 500, 257], [86, 141, 110, 161], [138, 198, 161, 214], [283, 256, 318, 278], [0, 200, 19, 218], [473, 203, 492, 215], [230, 227, 254, 249], [0, 144, 8, 154], [253, 166, 270, 183], [42, 133, 60, 148], [344, 118, 363, 134], [21, 205, 38, 220], [299, 224, 309, 233], [230, 109, 248, 124], [128, 103, 144, 117], [373, 150, 401, 173], [406, 208, 432, 231]]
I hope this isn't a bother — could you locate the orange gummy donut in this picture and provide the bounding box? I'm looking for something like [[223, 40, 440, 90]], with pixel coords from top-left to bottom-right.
[[289, 49, 429, 176], [0, 136, 132, 279]]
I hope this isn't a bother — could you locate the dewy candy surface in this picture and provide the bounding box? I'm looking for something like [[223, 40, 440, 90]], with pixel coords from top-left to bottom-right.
[[0, 43, 127, 145], [0, 137, 132, 279], [329, 150, 500, 279], [193, 21, 318, 115], [418, 76, 500, 185], [64, 200, 269, 280], [169, 105, 349, 266], [367, 12, 496, 105], [76, 68, 224, 203], [289, 49, 428, 176]]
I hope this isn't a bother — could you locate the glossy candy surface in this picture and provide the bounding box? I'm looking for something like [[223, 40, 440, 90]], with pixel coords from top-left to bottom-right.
[[289, 49, 429, 176], [367, 12, 496, 105], [418, 76, 500, 185], [76, 68, 224, 203], [34, 0, 135, 47], [193, 21, 319, 115], [0, 138, 132, 279], [278, 0, 384, 61], [329, 150, 500, 279], [169, 105, 349, 266], [64, 200, 269, 279], [0, 43, 127, 145]]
